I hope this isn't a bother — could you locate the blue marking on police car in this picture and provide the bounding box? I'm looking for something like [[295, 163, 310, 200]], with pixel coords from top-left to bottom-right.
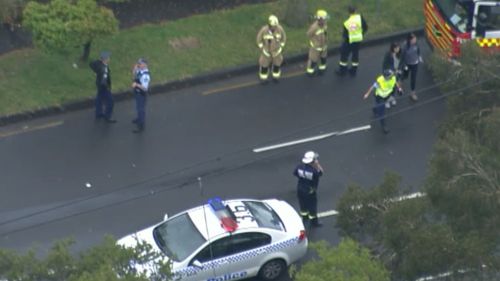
[[174, 237, 299, 279], [207, 271, 247, 281]]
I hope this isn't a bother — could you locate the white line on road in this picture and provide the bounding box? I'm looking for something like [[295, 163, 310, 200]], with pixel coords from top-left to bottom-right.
[[318, 210, 339, 218], [252, 125, 371, 153], [391, 192, 426, 202], [315, 192, 426, 219], [336, 125, 372, 136]]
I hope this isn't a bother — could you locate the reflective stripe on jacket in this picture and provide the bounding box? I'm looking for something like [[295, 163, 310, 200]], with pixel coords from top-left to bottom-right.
[[256, 25, 287, 57], [307, 21, 327, 51]]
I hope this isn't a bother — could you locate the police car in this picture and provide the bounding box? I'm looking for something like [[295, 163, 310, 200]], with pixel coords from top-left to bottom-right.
[[118, 198, 308, 281]]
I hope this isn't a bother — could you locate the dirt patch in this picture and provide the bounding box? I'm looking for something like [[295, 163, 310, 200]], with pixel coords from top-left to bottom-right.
[[168, 36, 201, 51]]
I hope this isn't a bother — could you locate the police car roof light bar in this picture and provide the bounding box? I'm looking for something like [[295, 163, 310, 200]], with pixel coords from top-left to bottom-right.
[[208, 197, 238, 232]]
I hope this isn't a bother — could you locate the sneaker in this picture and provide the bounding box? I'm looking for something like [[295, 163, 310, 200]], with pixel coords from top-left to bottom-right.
[[132, 124, 144, 134], [385, 102, 391, 109], [391, 97, 397, 106], [382, 127, 390, 134], [104, 118, 117, 124], [410, 92, 418, 101]]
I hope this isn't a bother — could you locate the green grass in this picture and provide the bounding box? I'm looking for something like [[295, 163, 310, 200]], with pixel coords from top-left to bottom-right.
[[0, 0, 423, 116]]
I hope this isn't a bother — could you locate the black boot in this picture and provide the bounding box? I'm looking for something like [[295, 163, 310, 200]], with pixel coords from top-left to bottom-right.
[[311, 218, 323, 227], [272, 65, 281, 82], [318, 58, 327, 75], [259, 66, 269, 82], [349, 66, 358, 77], [336, 65, 347, 76]]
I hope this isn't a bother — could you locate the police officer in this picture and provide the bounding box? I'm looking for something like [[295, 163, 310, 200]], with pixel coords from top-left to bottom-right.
[[90, 51, 116, 123], [337, 5, 368, 77], [131, 58, 151, 133], [293, 151, 324, 227], [306, 10, 329, 76], [256, 15, 287, 82], [363, 69, 403, 134]]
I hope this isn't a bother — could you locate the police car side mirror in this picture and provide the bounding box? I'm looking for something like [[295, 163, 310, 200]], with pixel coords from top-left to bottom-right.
[[163, 213, 169, 221], [192, 260, 203, 269]]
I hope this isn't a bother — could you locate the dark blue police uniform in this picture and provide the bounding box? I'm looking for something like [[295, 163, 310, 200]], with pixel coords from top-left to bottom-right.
[[293, 163, 323, 226], [90, 52, 114, 122], [132, 59, 150, 133]]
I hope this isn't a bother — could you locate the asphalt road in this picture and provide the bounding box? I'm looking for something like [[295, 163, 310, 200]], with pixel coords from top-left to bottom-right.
[[0, 42, 444, 280]]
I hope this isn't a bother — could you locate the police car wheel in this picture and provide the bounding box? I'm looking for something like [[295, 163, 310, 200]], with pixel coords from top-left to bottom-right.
[[258, 259, 286, 280]]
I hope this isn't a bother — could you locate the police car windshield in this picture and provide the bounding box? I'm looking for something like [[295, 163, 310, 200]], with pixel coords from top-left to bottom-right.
[[153, 213, 206, 262], [243, 201, 285, 231]]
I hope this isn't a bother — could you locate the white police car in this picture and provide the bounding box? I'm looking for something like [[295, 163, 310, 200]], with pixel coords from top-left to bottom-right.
[[118, 198, 308, 281]]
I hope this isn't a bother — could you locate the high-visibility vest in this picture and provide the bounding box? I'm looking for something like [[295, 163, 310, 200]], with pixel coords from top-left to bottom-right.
[[344, 14, 363, 43], [375, 75, 396, 98]]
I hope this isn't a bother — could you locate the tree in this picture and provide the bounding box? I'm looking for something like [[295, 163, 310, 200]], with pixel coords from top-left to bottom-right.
[[291, 239, 390, 281], [0, 236, 172, 281], [336, 43, 500, 280], [23, 0, 118, 61], [0, 0, 27, 29]]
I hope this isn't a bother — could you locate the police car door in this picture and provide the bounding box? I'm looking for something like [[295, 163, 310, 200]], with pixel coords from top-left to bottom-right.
[[186, 234, 232, 281], [213, 232, 272, 280]]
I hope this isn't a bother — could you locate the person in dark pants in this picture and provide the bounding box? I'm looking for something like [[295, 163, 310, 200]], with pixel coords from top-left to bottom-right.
[[336, 5, 368, 77], [131, 58, 151, 133], [401, 33, 422, 101], [90, 51, 116, 123], [382, 42, 403, 109], [293, 151, 324, 228], [363, 69, 403, 134]]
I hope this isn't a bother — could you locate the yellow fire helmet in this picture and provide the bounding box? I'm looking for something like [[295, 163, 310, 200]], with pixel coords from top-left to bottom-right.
[[316, 9, 329, 20], [268, 14, 279, 26]]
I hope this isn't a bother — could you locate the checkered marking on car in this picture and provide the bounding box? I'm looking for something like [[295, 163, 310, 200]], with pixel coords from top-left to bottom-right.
[[174, 237, 299, 278]]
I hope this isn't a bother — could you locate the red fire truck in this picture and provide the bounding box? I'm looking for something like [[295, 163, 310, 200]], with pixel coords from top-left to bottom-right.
[[424, 0, 500, 57]]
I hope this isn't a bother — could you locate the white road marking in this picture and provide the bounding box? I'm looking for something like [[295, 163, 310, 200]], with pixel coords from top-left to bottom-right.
[[316, 192, 426, 219], [336, 125, 372, 136], [317, 210, 339, 218], [253, 125, 371, 153], [392, 192, 426, 202]]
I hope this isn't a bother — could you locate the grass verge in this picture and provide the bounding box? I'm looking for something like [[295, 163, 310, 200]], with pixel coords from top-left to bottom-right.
[[0, 0, 423, 116]]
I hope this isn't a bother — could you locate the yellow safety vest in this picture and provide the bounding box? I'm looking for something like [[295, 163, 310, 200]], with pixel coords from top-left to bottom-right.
[[375, 75, 396, 98], [344, 14, 363, 43]]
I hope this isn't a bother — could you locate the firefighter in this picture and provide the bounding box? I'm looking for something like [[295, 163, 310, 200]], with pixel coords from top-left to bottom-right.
[[293, 151, 324, 228], [336, 5, 368, 77], [363, 69, 403, 134], [256, 15, 287, 82], [306, 9, 329, 76]]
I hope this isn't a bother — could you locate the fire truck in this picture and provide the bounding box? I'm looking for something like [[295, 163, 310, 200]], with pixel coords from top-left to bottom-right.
[[424, 0, 500, 57]]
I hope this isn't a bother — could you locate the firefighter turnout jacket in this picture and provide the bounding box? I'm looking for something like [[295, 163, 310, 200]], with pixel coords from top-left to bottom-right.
[[308, 21, 328, 52], [256, 24, 287, 59]]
